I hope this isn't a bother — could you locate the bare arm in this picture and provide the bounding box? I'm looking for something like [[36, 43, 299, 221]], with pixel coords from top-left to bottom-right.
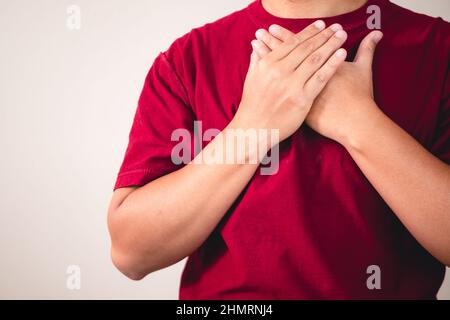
[[108, 122, 262, 280], [108, 21, 347, 280], [254, 25, 450, 266], [342, 105, 450, 266]]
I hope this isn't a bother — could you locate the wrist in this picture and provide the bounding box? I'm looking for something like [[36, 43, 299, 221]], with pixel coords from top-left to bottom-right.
[[339, 99, 386, 153], [227, 113, 277, 163]]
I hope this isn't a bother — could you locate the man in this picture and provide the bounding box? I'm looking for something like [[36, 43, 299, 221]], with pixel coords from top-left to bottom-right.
[[108, 0, 450, 299]]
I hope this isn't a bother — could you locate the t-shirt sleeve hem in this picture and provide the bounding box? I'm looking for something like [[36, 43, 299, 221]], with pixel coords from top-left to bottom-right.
[[113, 168, 168, 191]]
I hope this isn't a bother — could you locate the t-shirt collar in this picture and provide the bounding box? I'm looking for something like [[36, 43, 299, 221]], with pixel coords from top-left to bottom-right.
[[246, 0, 389, 32]]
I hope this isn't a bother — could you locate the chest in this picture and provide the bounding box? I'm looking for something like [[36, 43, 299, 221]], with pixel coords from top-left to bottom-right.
[[191, 39, 441, 150]]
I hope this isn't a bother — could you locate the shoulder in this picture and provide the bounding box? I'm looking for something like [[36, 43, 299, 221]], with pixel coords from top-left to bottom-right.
[[385, 2, 449, 53], [162, 5, 250, 67]]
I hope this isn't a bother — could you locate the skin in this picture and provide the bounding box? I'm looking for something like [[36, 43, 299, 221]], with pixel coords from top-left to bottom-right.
[[108, 0, 450, 281], [253, 24, 450, 266], [108, 20, 347, 280], [262, 0, 368, 19]]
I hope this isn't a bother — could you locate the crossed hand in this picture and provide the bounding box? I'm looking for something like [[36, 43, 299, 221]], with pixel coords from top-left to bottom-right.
[[234, 20, 383, 146]]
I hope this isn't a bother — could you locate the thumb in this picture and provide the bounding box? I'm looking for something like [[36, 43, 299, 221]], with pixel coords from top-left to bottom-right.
[[354, 30, 383, 69]]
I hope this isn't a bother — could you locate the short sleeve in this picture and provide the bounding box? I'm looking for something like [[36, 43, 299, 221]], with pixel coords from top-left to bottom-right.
[[431, 21, 450, 164], [114, 52, 195, 190], [431, 74, 450, 164]]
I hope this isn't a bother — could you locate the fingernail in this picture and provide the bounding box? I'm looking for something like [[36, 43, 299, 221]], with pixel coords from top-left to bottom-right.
[[335, 48, 346, 58], [334, 30, 347, 40], [314, 20, 326, 30], [251, 40, 260, 49], [372, 32, 383, 43], [269, 24, 280, 35], [330, 24, 342, 32], [255, 29, 265, 39]]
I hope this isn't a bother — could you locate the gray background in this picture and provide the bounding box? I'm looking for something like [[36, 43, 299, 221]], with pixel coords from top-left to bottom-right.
[[0, 0, 449, 299]]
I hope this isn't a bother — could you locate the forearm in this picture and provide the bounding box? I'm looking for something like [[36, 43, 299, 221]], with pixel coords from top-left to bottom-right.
[[109, 22, 350, 279], [108, 118, 265, 279], [341, 102, 450, 265]]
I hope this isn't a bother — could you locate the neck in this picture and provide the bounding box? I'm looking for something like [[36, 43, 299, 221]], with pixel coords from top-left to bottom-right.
[[261, 0, 369, 19]]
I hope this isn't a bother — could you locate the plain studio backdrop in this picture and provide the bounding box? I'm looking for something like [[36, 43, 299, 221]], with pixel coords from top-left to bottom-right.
[[0, 0, 449, 299]]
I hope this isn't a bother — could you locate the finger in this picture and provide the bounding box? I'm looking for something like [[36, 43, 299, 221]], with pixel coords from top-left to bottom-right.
[[258, 22, 324, 52], [255, 29, 282, 51], [304, 48, 347, 98], [269, 20, 325, 43], [265, 21, 328, 62], [295, 29, 348, 82], [251, 39, 271, 58], [280, 23, 343, 71], [354, 31, 383, 69], [249, 46, 260, 70]]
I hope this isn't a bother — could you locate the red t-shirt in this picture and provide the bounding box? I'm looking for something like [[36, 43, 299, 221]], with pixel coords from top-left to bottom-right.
[[115, 0, 450, 299]]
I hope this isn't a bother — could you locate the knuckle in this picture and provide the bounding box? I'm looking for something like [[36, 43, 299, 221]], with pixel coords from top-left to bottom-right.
[[300, 41, 315, 54], [268, 37, 277, 48], [286, 89, 309, 109], [365, 41, 375, 52], [308, 52, 323, 65], [328, 55, 342, 67], [323, 41, 343, 58], [316, 30, 331, 44], [294, 34, 305, 43], [261, 32, 270, 44], [323, 28, 335, 38], [315, 71, 328, 83], [286, 35, 300, 46], [286, 94, 303, 108], [331, 34, 344, 45], [268, 65, 284, 78]]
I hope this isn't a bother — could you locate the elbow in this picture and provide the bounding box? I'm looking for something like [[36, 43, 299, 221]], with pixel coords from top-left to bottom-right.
[[107, 202, 170, 280], [108, 216, 154, 281], [110, 246, 150, 281], [441, 256, 450, 268]]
